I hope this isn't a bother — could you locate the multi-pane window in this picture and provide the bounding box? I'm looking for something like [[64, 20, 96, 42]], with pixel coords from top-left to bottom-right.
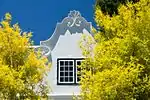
[[57, 58, 83, 85], [58, 60, 74, 83]]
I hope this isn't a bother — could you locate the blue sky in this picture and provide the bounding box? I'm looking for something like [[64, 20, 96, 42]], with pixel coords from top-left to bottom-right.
[[0, 0, 95, 44]]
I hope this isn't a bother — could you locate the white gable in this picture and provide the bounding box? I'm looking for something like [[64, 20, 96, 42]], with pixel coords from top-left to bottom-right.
[[40, 10, 93, 60], [37, 10, 93, 99]]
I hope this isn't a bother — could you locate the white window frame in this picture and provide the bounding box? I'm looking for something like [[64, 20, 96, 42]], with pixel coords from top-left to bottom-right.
[[58, 60, 74, 84]]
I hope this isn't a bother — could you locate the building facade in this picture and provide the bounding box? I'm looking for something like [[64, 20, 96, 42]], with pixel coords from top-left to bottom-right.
[[38, 10, 93, 100]]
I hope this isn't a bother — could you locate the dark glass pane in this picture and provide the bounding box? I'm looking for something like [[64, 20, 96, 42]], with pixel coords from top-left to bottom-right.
[[60, 67, 64, 71], [69, 67, 73, 71], [77, 61, 81, 65], [60, 77, 64, 82], [65, 72, 68, 76], [69, 61, 73, 65], [69, 72, 73, 76], [65, 67, 68, 71], [77, 67, 81, 72], [77, 77, 81, 82], [65, 77, 68, 82], [60, 61, 64, 65], [60, 72, 64, 76], [69, 77, 73, 82], [65, 61, 68, 65]]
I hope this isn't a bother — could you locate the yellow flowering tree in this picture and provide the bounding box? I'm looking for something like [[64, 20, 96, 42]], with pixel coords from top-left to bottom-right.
[[0, 13, 50, 99], [80, 0, 150, 99]]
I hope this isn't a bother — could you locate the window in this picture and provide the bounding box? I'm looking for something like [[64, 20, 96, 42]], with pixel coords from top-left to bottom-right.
[[57, 58, 83, 85], [58, 60, 74, 84], [76, 60, 82, 83]]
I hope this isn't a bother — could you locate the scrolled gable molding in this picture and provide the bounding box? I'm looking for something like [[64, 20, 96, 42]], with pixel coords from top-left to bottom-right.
[[40, 10, 92, 52], [31, 45, 51, 60]]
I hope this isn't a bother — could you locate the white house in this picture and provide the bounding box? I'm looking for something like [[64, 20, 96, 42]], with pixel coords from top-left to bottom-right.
[[38, 10, 93, 100]]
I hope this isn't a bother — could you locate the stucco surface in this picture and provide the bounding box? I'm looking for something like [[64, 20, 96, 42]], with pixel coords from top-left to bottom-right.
[[39, 11, 93, 100]]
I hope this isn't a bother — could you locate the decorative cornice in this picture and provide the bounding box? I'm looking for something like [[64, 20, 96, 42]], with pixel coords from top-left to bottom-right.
[[39, 10, 93, 60]]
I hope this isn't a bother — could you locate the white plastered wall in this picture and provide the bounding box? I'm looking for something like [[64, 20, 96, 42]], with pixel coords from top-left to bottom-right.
[[47, 29, 92, 95]]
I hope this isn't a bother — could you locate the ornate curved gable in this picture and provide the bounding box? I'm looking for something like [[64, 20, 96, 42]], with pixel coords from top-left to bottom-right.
[[40, 10, 92, 52]]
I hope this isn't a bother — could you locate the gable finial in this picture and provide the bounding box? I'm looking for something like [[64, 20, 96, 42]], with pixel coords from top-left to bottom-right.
[[68, 10, 81, 18], [67, 10, 82, 27]]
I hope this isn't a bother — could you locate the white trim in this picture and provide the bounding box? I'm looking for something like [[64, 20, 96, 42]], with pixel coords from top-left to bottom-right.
[[47, 93, 80, 96], [58, 60, 74, 84], [29, 45, 51, 56]]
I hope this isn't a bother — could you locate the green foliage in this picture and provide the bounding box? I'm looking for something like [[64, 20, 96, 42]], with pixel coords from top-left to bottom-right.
[[95, 0, 139, 16], [0, 13, 50, 99], [80, 0, 150, 99]]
